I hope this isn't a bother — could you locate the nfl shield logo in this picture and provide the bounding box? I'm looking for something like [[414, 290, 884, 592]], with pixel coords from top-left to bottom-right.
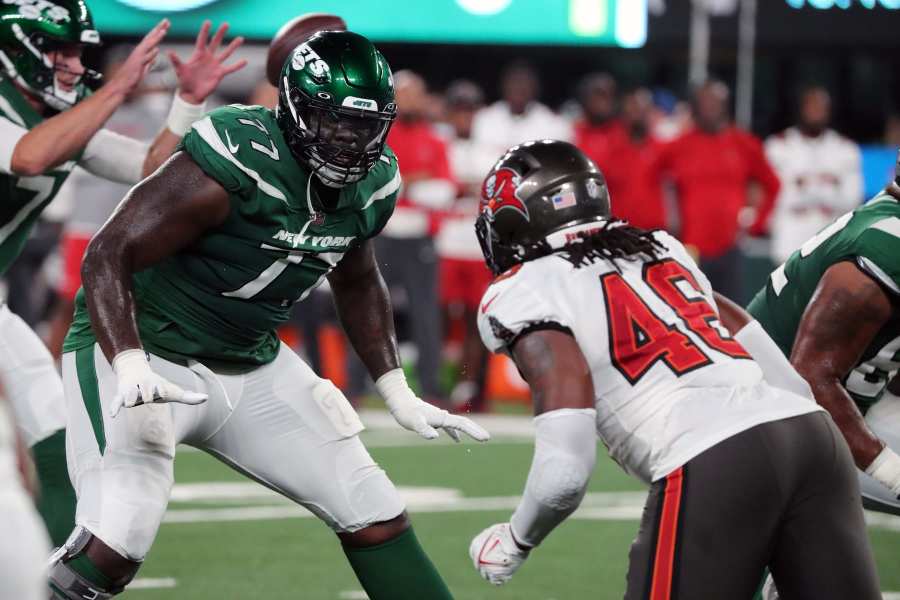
[[311, 212, 325, 226], [586, 179, 601, 199]]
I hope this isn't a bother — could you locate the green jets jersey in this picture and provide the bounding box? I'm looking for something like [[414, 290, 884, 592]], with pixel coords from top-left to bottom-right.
[[0, 76, 78, 274], [748, 190, 900, 411], [64, 104, 400, 368]]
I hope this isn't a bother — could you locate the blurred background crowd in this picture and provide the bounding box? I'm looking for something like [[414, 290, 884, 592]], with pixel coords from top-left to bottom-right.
[[11, 0, 900, 412]]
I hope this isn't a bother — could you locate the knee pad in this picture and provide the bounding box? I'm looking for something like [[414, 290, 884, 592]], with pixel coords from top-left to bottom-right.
[[48, 527, 129, 599], [324, 441, 405, 533]]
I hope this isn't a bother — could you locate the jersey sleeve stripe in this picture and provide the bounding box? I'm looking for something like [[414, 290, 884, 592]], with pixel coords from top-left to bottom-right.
[[871, 216, 900, 239], [0, 94, 26, 127], [361, 168, 401, 210], [857, 256, 900, 296], [191, 117, 288, 203]]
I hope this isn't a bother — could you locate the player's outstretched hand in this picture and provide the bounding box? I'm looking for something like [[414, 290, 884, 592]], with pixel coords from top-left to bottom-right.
[[107, 19, 170, 97], [169, 20, 248, 105], [469, 523, 530, 585], [110, 349, 207, 418], [375, 368, 490, 442]]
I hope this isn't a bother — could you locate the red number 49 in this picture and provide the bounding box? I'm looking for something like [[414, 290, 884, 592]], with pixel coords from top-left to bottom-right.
[[600, 259, 750, 384]]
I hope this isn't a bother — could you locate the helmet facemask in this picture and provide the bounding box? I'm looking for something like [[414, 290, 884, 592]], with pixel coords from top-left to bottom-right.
[[279, 84, 395, 188]]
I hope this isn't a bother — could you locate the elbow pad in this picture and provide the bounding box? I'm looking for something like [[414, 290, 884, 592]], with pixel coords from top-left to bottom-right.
[[511, 408, 597, 548], [735, 320, 814, 401]]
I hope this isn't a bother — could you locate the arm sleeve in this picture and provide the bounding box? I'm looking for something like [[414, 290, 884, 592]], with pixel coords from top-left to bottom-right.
[[477, 269, 573, 354], [0, 116, 28, 174], [79, 128, 149, 184], [510, 408, 598, 547]]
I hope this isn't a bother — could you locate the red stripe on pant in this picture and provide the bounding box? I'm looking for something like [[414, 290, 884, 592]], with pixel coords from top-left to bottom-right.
[[650, 467, 684, 600]]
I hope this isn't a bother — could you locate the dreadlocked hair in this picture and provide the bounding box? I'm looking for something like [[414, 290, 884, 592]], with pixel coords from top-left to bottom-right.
[[557, 220, 665, 271]]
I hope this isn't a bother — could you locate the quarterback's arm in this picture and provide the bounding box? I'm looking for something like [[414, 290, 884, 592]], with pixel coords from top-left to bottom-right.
[[9, 21, 168, 176], [79, 21, 246, 183], [791, 261, 891, 469], [81, 151, 230, 362]]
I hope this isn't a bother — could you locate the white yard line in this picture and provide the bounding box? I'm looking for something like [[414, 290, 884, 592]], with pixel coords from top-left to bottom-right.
[[127, 578, 177, 590], [163, 480, 900, 533]]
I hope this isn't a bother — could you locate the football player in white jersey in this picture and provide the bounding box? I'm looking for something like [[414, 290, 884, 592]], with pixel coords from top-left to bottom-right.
[[467, 140, 880, 599]]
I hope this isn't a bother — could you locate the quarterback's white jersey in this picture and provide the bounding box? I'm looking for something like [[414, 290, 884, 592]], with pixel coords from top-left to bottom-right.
[[765, 127, 862, 264], [477, 231, 819, 482]]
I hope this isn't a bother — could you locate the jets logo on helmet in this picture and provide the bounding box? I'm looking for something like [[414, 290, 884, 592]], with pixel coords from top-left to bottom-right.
[[290, 42, 330, 81], [482, 167, 528, 221]]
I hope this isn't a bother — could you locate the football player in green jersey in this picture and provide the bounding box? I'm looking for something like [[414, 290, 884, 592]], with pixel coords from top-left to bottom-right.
[[747, 156, 900, 518], [52, 30, 488, 600], [0, 0, 245, 549]]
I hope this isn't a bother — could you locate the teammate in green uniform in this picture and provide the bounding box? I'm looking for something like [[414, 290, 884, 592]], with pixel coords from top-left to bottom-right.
[[0, 0, 244, 548], [51, 30, 488, 600], [748, 161, 900, 516]]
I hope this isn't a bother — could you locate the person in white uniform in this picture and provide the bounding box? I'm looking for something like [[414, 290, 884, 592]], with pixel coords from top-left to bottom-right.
[[467, 140, 880, 599]]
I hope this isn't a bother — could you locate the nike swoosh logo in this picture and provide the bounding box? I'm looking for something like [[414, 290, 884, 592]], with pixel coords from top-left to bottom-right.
[[225, 130, 239, 154], [481, 293, 499, 314]]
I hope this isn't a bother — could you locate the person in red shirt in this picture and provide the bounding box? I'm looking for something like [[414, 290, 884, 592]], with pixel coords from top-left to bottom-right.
[[346, 70, 455, 403], [654, 79, 780, 301], [574, 72, 619, 169]]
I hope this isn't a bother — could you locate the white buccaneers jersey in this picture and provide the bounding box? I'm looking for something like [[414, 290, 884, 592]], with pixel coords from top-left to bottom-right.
[[477, 231, 819, 483]]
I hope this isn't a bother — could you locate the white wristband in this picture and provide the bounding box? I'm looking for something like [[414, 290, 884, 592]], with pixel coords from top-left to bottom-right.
[[865, 446, 900, 496], [166, 93, 207, 137], [111, 349, 150, 376], [374, 368, 414, 411]]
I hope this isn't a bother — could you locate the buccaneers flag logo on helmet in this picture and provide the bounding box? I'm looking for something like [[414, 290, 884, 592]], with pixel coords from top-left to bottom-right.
[[481, 167, 529, 221]]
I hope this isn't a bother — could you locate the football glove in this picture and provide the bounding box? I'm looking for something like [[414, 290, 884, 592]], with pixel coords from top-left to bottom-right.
[[865, 446, 900, 499], [110, 349, 208, 418], [469, 523, 530, 585], [375, 368, 490, 442]]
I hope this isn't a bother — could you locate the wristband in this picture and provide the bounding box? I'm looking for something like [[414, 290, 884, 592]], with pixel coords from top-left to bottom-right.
[[111, 348, 150, 376], [865, 446, 900, 495], [374, 368, 415, 410], [166, 93, 206, 137]]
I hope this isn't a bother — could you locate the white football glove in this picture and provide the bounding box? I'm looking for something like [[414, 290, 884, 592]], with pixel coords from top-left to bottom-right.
[[469, 523, 530, 585], [375, 368, 490, 442], [110, 349, 208, 418]]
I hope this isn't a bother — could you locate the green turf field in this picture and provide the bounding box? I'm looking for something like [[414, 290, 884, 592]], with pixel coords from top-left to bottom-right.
[[121, 412, 900, 600]]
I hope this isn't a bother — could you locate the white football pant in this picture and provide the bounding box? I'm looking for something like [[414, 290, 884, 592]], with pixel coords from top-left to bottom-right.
[[62, 342, 404, 561]]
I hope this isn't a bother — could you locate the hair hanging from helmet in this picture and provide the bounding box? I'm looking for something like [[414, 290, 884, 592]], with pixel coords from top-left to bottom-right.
[[557, 220, 665, 271]]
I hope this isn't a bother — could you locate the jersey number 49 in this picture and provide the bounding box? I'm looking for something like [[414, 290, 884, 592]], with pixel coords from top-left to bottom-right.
[[601, 259, 750, 384]]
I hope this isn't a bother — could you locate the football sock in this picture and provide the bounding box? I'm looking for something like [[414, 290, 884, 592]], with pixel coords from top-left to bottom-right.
[[66, 553, 117, 590], [343, 526, 454, 600], [33, 428, 78, 547]]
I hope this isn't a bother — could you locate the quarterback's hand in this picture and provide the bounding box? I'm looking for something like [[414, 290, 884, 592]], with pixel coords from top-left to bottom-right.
[[169, 20, 247, 105], [375, 369, 490, 442], [106, 19, 169, 97], [110, 350, 207, 418], [469, 523, 530, 585]]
